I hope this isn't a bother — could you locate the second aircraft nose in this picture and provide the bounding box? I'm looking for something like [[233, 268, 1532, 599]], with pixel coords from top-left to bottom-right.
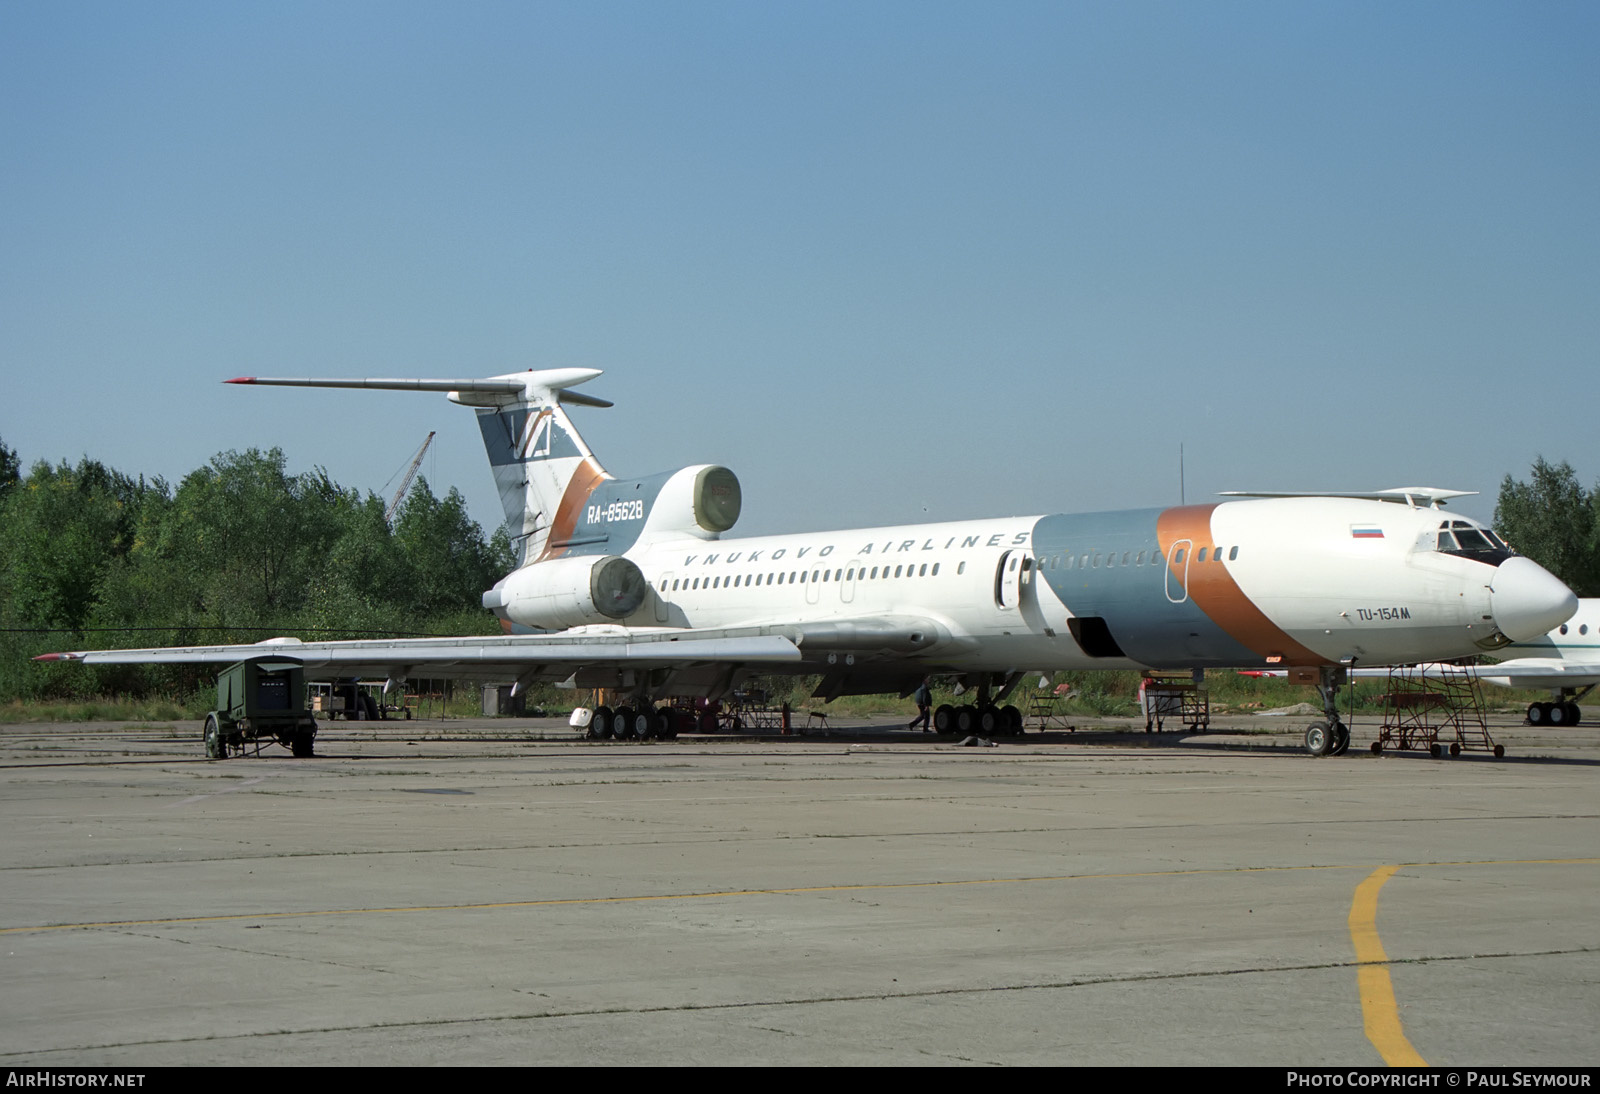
[[1489, 556, 1578, 641]]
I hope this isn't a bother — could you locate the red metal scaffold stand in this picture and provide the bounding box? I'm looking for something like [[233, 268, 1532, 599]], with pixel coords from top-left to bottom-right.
[[1372, 662, 1504, 758]]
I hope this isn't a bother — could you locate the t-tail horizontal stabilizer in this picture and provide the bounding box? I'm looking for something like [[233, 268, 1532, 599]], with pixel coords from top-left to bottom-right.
[[224, 370, 615, 408]]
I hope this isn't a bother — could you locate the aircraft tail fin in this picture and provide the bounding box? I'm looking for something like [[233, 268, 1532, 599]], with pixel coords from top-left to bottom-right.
[[226, 370, 613, 566]]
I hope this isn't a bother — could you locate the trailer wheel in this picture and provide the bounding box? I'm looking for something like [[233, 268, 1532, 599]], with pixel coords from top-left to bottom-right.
[[292, 732, 315, 758], [204, 715, 224, 760]]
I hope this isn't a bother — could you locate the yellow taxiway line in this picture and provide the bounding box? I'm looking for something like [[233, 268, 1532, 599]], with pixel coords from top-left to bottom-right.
[[1348, 865, 1428, 1067]]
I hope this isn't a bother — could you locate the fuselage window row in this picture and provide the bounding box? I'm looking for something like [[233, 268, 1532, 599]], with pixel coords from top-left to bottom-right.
[[657, 548, 1243, 596], [1047, 545, 1238, 570], [658, 562, 944, 597]]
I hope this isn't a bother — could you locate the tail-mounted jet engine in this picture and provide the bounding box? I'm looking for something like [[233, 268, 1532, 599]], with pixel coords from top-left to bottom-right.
[[482, 555, 647, 629]]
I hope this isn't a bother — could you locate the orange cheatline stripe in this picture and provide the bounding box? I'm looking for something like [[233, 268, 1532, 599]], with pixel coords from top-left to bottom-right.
[[1157, 504, 1330, 666], [537, 456, 609, 562]]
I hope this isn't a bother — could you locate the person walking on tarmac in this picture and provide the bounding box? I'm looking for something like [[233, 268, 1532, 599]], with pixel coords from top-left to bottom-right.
[[909, 676, 933, 732]]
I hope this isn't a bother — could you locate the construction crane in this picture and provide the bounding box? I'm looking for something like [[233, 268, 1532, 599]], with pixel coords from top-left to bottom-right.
[[385, 431, 435, 526]]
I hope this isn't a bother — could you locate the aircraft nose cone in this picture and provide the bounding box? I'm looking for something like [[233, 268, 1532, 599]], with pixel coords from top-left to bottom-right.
[[1489, 556, 1578, 641]]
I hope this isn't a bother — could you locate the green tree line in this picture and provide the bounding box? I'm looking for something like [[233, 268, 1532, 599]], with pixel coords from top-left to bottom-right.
[[1493, 457, 1600, 598], [2, 433, 1595, 707], [1, 438, 513, 703]]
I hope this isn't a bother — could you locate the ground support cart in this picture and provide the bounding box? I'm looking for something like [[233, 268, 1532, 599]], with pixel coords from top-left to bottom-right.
[[204, 658, 318, 759], [1140, 673, 1210, 733], [1027, 683, 1077, 732]]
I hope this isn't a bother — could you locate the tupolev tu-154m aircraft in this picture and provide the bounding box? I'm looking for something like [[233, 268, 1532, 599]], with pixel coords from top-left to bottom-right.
[[39, 368, 1577, 756]]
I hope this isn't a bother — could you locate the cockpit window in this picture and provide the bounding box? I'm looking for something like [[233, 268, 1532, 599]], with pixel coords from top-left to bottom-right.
[[1436, 520, 1514, 565]]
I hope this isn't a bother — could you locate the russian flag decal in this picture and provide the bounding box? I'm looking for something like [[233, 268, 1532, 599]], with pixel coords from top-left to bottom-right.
[[1350, 526, 1385, 539]]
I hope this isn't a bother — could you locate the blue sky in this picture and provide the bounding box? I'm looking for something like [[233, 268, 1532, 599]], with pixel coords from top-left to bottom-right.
[[4, 1, 1597, 540]]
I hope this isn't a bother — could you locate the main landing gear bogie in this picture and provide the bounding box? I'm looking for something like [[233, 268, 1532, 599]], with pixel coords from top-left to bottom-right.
[[1527, 701, 1581, 726], [941, 703, 1022, 736], [587, 704, 674, 742]]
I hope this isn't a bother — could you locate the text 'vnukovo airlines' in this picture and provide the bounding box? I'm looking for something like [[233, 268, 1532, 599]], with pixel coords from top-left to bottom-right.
[[41, 368, 1577, 754]]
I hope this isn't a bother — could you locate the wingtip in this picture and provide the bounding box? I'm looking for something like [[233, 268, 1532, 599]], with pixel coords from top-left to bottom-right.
[[32, 652, 74, 662], [224, 376, 256, 384]]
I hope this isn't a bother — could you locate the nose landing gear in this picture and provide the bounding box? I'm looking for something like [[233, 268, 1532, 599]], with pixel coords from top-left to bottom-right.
[[1304, 666, 1351, 757]]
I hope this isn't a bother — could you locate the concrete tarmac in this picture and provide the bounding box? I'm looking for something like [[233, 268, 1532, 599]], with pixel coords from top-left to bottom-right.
[[1, 713, 1596, 1066]]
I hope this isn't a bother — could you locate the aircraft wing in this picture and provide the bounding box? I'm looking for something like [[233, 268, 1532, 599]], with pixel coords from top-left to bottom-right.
[[1238, 664, 1462, 680], [36, 630, 802, 685], [1240, 659, 1600, 690], [1473, 658, 1600, 690], [35, 614, 952, 688]]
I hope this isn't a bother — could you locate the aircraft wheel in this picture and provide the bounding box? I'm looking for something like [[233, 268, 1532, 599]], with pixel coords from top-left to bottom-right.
[[1527, 702, 1546, 725], [1330, 722, 1350, 756], [204, 715, 223, 760], [654, 709, 676, 740], [591, 706, 614, 739], [614, 706, 637, 740], [1003, 705, 1023, 733], [933, 704, 956, 733], [632, 708, 654, 741], [954, 705, 978, 735], [1567, 703, 1582, 725], [1548, 702, 1568, 726], [978, 705, 1001, 734], [1304, 721, 1333, 756]]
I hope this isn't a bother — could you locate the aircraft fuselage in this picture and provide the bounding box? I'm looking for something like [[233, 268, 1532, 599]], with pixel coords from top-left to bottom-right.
[[498, 494, 1563, 678]]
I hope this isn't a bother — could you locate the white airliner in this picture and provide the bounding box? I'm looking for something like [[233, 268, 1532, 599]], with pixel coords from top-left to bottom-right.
[[39, 368, 1577, 755], [1475, 599, 1600, 725]]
